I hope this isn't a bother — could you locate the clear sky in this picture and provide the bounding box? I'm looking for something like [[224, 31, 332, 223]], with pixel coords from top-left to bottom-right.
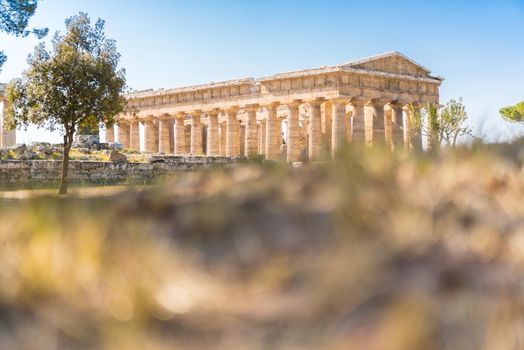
[[1, 0, 523, 144]]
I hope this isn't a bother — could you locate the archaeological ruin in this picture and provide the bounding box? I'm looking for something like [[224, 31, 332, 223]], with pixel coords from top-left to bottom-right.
[[2, 52, 444, 161], [111, 52, 443, 161]]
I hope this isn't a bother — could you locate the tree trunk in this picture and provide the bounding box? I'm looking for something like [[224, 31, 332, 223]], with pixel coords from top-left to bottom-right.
[[452, 132, 459, 147], [58, 132, 73, 195]]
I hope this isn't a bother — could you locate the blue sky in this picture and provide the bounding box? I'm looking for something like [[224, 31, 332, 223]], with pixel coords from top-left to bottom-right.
[[1, 0, 523, 143]]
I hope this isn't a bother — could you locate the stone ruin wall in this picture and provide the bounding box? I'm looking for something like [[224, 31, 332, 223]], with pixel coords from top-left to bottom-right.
[[0, 156, 235, 185]]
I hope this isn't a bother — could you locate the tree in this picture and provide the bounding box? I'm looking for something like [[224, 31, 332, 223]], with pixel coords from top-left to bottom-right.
[[0, 0, 48, 72], [408, 98, 471, 148], [5, 12, 126, 195], [500, 101, 524, 123]]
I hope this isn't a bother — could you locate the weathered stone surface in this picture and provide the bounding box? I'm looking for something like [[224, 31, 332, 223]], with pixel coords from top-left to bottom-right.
[[0, 156, 236, 184], [74, 134, 100, 148], [110, 52, 442, 161], [109, 150, 128, 163]]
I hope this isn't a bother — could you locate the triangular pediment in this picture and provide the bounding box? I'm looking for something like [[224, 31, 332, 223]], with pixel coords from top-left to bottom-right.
[[341, 52, 431, 78]]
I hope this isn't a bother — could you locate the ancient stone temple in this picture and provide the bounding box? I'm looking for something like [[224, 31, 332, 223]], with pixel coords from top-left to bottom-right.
[[111, 52, 443, 161], [0, 83, 16, 148]]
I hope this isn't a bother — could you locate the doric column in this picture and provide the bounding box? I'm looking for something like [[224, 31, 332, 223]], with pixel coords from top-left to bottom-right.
[[384, 104, 394, 150], [239, 123, 246, 157], [116, 122, 124, 147], [301, 120, 309, 158], [244, 105, 259, 158], [219, 121, 227, 156], [287, 101, 301, 163], [130, 118, 140, 151], [154, 119, 160, 152], [258, 120, 266, 156], [345, 107, 353, 145], [265, 103, 280, 161], [322, 101, 332, 153], [226, 107, 240, 157], [364, 101, 386, 147], [392, 105, 404, 151], [190, 111, 203, 155], [158, 115, 173, 154], [206, 110, 220, 156], [350, 101, 366, 143], [174, 113, 186, 155], [105, 124, 115, 143], [308, 100, 323, 161], [402, 105, 411, 152], [117, 121, 130, 149], [331, 99, 347, 158], [375, 103, 386, 145], [144, 117, 158, 153], [185, 125, 191, 154]]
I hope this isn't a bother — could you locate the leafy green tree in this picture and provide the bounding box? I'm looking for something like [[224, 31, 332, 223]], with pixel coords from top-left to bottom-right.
[[500, 102, 524, 123], [0, 0, 48, 72], [408, 98, 471, 148], [5, 12, 126, 194]]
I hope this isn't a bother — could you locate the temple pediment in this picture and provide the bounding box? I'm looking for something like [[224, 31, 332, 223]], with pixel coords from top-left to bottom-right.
[[341, 52, 432, 78]]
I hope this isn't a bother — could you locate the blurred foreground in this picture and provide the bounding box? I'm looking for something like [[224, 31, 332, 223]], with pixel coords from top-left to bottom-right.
[[1, 143, 524, 349]]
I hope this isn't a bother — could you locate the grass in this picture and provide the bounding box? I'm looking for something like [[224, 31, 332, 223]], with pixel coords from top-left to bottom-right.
[[0, 143, 523, 349]]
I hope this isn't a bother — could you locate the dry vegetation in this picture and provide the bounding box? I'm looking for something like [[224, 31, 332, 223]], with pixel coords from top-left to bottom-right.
[[1, 143, 524, 349], [1, 144, 148, 163]]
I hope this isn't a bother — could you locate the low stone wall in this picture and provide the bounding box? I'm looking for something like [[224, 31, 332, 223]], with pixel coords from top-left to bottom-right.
[[0, 156, 236, 184]]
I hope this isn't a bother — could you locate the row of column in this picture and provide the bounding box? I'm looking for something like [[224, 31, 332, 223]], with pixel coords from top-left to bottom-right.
[[106, 100, 423, 161]]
